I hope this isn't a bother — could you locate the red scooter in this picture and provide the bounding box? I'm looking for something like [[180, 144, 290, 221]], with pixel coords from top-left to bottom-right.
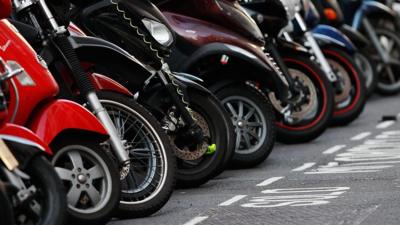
[[0, 15, 121, 225]]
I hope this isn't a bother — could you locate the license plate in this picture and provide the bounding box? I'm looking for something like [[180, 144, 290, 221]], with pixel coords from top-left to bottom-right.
[[0, 139, 19, 171]]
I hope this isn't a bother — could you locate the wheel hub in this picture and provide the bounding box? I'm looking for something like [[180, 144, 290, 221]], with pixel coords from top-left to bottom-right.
[[77, 174, 88, 184]]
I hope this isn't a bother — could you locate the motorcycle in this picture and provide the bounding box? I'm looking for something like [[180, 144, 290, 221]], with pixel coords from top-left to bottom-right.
[[69, 0, 235, 187], [241, 0, 335, 143], [0, 16, 122, 224], [312, 0, 378, 96], [0, 38, 66, 225], [282, 0, 367, 125], [11, 0, 177, 218], [337, 0, 400, 95]]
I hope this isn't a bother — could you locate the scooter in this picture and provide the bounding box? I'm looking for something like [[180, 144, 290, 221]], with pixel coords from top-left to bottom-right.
[[11, 0, 177, 218], [282, 0, 367, 125], [0, 57, 66, 225], [312, 0, 378, 96], [337, 0, 400, 95], [69, 0, 235, 187], [241, 0, 335, 143], [0, 17, 121, 224]]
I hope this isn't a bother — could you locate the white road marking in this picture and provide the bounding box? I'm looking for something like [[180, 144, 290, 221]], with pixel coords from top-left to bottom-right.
[[376, 120, 395, 129], [292, 162, 316, 172], [256, 176, 284, 187], [351, 132, 371, 141], [219, 195, 247, 206], [323, 145, 346, 154], [183, 216, 209, 225]]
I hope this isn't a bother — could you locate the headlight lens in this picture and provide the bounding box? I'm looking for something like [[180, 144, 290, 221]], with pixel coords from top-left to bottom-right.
[[280, 0, 302, 20], [142, 18, 174, 47]]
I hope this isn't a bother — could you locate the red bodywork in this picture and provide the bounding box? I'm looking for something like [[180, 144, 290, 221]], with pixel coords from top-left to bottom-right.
[[0, 19, 108, 147], [0, 0, 11, 19]]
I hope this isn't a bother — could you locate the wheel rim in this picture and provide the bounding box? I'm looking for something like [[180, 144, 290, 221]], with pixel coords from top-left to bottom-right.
[[328, 59, 354, 110], [270, 68, 319, 125], [354, 53, 373, 89], [52, 146, 112, 214], [376, 31, 400, 89], [100, 100, 168, 204], [221, 95, 267, 154]]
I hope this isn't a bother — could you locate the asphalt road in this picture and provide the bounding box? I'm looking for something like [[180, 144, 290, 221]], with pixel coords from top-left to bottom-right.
[[110, 94, 400, 225]]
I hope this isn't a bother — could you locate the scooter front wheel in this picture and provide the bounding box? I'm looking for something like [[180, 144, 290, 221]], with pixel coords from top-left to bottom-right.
[[323, 46, 367, 125], [269, 53, 334, 143]]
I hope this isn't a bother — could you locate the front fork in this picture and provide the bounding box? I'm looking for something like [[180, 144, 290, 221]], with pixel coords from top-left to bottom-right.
[[293, 13, 345, 93]]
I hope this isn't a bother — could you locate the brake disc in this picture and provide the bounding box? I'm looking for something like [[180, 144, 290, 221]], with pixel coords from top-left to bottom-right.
[[171, 111, 211, 161]]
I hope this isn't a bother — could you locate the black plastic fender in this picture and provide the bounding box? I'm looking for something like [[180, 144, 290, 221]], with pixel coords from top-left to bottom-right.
[[352, 1, 399, 29], [169, 42, 290, 100], [340, 24, 370, 49], [69, 35, 153, 91], [276, 38, 310, 56]]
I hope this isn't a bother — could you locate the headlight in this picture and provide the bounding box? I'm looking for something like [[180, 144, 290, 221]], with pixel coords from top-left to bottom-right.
[[280, 0, 302, 20], [142, 18, 174, 47]]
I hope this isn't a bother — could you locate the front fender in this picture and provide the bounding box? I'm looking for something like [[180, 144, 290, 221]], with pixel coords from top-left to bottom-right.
[[172, 72, 210, 95], [0, 123, 51, 155], [340, 24, 370, 49], [312, 25, 357, 54], [90, 73, 134, 97], [352, 1, 398, 29], [28, 99, 108, 145], [276, 38, 310, 56], [69, 35, 153, 91]]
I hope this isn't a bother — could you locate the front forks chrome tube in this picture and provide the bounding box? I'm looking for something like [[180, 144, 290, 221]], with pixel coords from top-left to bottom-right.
[[295, 13, 337, 82], [87, 92, 130, 163]]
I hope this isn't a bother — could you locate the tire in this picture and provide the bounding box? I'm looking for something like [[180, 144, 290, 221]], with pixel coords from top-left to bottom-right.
[[371, 28, 400, 95], [175, 89, 232, 188], [96, 92, 176, 218], [269, 53, 334, 143], [323, 46, 367, 125], [215, 84, 276, 168], [354, 51, 377, 97], [51, 137, 120, 225], [0, 182, 14, 225]]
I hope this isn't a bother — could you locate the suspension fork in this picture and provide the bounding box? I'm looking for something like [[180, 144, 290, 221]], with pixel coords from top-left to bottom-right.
[[265, 40, 299, 96], [362, 18, 390, 63], [294, 13, 338, 83]]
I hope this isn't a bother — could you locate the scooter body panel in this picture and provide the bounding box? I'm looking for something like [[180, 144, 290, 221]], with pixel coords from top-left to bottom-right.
[[28, 99, 108, 145], [312, 24, 357, 54]]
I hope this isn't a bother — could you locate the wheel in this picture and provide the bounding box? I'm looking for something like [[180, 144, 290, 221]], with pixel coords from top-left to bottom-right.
[[0, 182, 14, 225], [215, 83, 276, 167], [371, 28, 400, 95], [52, 138, 120, 225], [170, 89, 232, 188], [97, 92, 176, 218], [2, 155, 67, 225], [323, 46, 367, 126], [269, 53, 334, 143], [353, 51, 377, 97]]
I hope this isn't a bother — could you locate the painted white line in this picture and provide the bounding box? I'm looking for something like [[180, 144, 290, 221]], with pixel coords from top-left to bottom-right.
[[292, 162, 316, 172], [256, 176, 284, 187], [376, 121, 395, 129], [351, 132, 371, 141], [219, 195, 247, 206], [183, 216, 209, 225], [323, 145, 346, 155]]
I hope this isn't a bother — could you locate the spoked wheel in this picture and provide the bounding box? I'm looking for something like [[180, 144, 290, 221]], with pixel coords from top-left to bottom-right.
[[269, 54, 334, 143], [3, 155, 66, 225], [353, 51, 377, 96], [373, 28, 400, 95], [97, 92, 176, 218], [323, 46, 366, 126], [52, 138, 120, 225], [216, 83, 275, 167]]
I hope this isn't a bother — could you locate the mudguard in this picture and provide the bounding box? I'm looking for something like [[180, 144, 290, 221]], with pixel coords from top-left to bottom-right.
[[69, 35, 153, 91], [312, 24, 357, 54], [90, 72, 134, 97], [0, 123, 51, 154], [28, 99, 108, 145], [340, 24, 370, 49], [352, 1, 398, 30], [276, 38, 310, 56], [173, 42, 290, 99]]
